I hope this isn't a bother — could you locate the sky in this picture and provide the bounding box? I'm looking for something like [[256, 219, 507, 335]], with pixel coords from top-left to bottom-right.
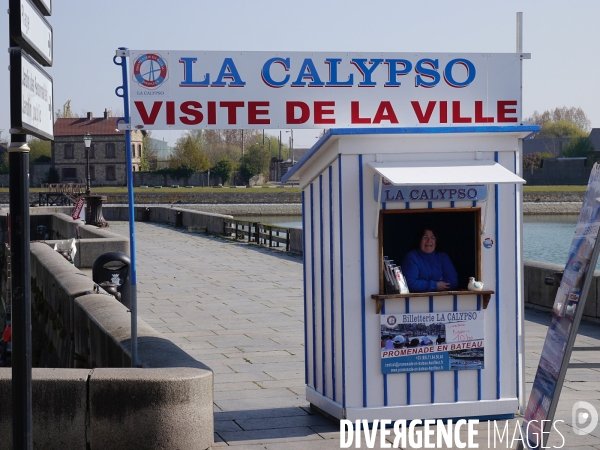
[[1, 0, 599, 149]]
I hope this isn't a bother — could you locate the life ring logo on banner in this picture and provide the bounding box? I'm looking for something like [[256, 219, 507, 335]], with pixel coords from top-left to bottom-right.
[[133, 53, 168, 89], [386, 315, 397, 326]]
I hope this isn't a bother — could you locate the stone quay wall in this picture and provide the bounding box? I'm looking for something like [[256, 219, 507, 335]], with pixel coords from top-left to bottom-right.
[[524, 259, 600, 321], [0, 218, 213, 450], [9, 190, 302, 206]]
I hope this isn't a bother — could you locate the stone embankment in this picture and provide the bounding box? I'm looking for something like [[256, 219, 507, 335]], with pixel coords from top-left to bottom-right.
[[187, 202, 581, 216], [523, 202, 582, 215], [523, 192, 583, 215], [14, 190, 587, 215], [523, 191, 584, 203], [23, 190, 302, 206]]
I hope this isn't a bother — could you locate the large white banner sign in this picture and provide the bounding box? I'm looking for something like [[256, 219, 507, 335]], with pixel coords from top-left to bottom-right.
[[126, 50, 523, 130]]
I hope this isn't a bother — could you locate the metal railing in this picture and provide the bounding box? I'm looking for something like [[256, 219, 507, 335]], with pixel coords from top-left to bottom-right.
[[223, 219, 291, 252], [43, 183, 87, 195]]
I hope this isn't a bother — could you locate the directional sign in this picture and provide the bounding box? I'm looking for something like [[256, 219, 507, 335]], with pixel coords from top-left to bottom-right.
[[31, 0, 51, 16], [9, 0, 53, 66], [10, 49, 54, 140]]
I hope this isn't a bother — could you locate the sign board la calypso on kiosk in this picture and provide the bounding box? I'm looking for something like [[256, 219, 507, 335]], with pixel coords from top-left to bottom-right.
[[126, 50, 524, 130]]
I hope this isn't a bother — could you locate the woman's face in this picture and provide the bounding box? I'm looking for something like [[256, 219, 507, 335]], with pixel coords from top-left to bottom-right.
[[420, 230, 437, 254]]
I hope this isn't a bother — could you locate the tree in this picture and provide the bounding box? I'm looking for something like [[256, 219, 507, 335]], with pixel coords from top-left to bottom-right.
[[263, 135, 286, 159], [527, 107, 591, 134], [239, 143, 270, 183], [0, 153, 8, 175], [46, 167, 60, 183], [212, 156, 234, 185], [27, 138, 51, 162], [562, 137, 594, 158], [523, 152, 554, 170], [169, 133, 210, 173], [141, 132, 158, 171], [199, 129, 261, 166], [534, 120, 587, 140]]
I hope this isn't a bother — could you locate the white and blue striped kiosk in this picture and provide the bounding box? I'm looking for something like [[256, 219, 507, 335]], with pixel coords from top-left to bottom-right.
[[283, 120, 537, 422]]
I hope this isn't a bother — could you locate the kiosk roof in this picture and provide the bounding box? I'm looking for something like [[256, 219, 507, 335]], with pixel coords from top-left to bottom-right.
[[282, 125, 539, 183]]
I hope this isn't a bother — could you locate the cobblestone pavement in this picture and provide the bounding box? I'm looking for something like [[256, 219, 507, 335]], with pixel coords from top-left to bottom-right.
[[108, 221, 600, 449]]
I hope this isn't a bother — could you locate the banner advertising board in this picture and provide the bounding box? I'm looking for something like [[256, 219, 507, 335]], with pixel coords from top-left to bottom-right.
[[9, 49, 54, 140], [380, 311, 484, 374], [125, 50, 523, 130], [521, 163, 600, 449]]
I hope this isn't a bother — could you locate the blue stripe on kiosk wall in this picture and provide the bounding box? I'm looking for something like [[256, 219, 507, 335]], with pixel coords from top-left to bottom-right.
[[406, 297, 411, 405], [382, 202, 388, 406], [453, 295, 459, 402], [405, 206, 411, 407], [328, 166, 336, 401], [514, 152, 521, 402], [310, 183, 317, 390], [477, 294, 483, 401], [358, 155, 367, 407], [382, 296, 388, 406], [495, 152, 501, 400], [338, 155, 347, 408], [430, 295, 435, 404], [451, 201, 460, 403], [302, 191, 308, 386], [319, 175, 326, 397], [472, 200, 482, 400]]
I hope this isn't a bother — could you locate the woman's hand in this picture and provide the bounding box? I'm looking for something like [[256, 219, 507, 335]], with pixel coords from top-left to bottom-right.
[[436, 281, 450, 291]]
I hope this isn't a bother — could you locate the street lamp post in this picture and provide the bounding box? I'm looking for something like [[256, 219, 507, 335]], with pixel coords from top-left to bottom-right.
[[285, 129, 294, 163], [82, 132, 107, 227], [84, 132, 91, 196]]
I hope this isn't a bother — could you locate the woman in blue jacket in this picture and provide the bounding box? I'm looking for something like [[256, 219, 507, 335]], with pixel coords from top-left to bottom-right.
[[401, 227, 458, 293]]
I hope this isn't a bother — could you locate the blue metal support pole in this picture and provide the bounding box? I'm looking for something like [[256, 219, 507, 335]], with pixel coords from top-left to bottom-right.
[[114, 48, 138, 367]]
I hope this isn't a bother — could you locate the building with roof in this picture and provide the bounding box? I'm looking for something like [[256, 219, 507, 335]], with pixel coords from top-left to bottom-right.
[[146, 136, 174, 169], [52, 110, 143, 185], [589, 128, 600, 152]]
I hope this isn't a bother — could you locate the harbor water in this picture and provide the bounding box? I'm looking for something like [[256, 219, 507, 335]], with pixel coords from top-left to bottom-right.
[[234, 213, 583, 268]]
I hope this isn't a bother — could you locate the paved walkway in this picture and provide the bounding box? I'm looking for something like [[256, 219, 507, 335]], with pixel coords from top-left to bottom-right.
[[107, 221, 600, 449]]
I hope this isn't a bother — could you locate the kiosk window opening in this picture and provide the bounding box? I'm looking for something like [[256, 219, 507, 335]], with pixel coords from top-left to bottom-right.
[[380, 208, 481, 293]]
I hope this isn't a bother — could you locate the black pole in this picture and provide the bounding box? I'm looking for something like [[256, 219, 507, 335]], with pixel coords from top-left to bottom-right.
[[86, 144, 90, 196], [9, 133, 33, 449]]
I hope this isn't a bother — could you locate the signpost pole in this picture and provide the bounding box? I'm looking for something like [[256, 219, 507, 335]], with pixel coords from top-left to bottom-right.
[[516, 11, 527, 417], [114, 48, 138, 367], [9, 133, 33, 449], [8, 1, 52, 447]]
